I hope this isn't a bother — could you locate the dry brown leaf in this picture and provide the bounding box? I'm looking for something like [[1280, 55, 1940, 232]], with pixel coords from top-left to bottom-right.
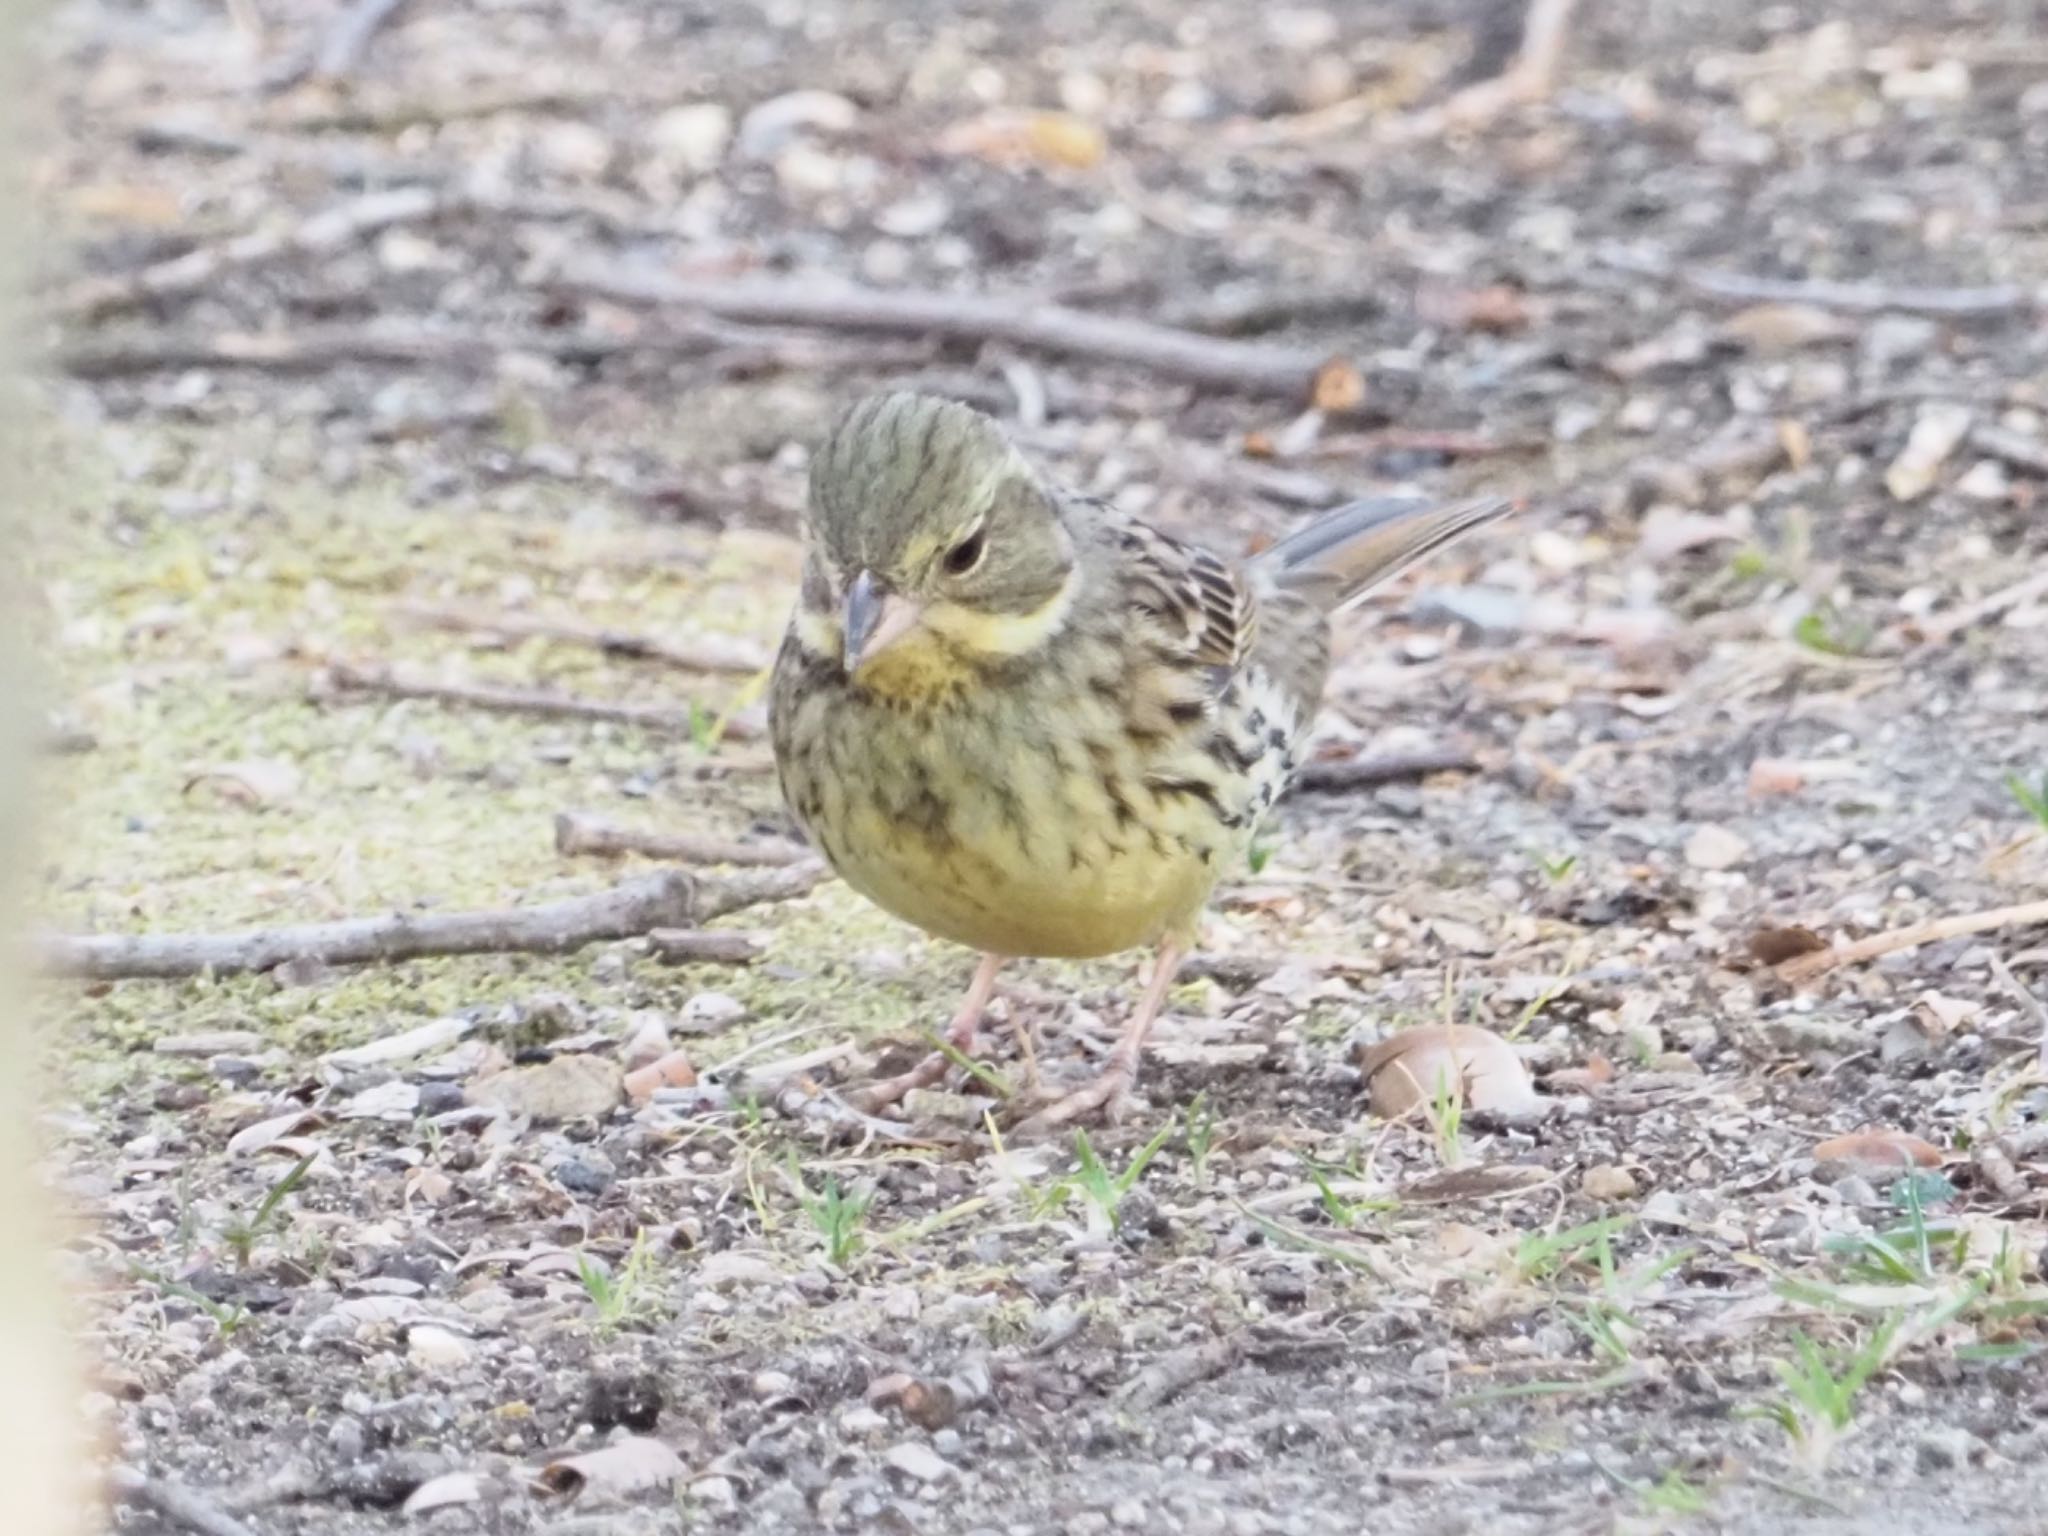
[[1355, 1024, 1537, 1118], [623, 1049, 698, 1105], [536, 1436, 685, 1498], [467, 1055, 624, 1123], [1812, 1130, 1944, 1174], [1749, 924, 1829, 966]]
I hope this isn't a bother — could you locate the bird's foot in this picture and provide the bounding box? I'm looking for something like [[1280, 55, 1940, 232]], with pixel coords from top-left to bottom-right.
[[1010, 1058, 1137, 1139], [846, 1050, 953, 1115]]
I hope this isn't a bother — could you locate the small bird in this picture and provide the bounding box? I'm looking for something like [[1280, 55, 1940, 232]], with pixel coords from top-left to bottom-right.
[[770, 393, 1508, 1133]]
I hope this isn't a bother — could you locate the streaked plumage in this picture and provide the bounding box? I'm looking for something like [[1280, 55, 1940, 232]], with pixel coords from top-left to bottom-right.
[[769, 392, 1508, 1128]]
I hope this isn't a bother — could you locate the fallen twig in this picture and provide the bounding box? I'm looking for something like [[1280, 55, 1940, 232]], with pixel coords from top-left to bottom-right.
[[553, 261, 1340, 400], [50, 322, 751, 380], [1294, 745, 1482, 792], [110, 1465, 262, 1536], [648, 929, 764, 965], [321, 661, 761, 740], [43, 864, 822, 981], [55, 187, 447, 323], [555, 811, 807, 867], [393, 601, 767, 675], [1595, 246, 2033, 320], [1778, 899, 2048, 983], [1916, 566, 2048, 643], [1116, 1337, 1241, 1410]]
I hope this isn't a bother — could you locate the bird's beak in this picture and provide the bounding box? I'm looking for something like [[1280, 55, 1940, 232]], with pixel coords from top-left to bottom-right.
[[842, 570, 924, 675]]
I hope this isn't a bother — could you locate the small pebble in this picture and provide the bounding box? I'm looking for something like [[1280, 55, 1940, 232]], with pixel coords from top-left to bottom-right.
[[882, 1441, 950, 1483]]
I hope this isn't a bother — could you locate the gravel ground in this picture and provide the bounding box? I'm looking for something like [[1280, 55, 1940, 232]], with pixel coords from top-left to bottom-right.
[[28, 1, 2048, 1533]]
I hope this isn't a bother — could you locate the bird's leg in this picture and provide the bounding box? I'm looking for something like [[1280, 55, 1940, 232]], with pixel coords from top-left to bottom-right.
[[851, 953, 1003, 1114], [1013, 939, 1187, 1136]]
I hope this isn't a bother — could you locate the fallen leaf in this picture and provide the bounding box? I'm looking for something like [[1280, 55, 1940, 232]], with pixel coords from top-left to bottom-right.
[[623, 1049, 698, 1105], [536, 1436, 685, 1499], [226, 1109, 323, 1156], [323, 1016, 469, 1069], [1812, 1130, 1944, 1178], [1582, 1164, 1639, 1201], [467, 1055, 623, 1123], [1355, 1024, 1538, 1118], [183, 757, 301, 808], [1748, 925, 1829, 966], [402, 1471, 484, 1515], [1916, 991, 1980, 1035]]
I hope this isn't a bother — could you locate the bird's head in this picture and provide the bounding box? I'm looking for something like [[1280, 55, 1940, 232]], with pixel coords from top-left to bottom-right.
[[796, 392, 1080, 695]]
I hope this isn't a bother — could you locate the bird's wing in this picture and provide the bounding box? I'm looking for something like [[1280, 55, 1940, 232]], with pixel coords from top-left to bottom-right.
[[1112, 515, 1257, 672]]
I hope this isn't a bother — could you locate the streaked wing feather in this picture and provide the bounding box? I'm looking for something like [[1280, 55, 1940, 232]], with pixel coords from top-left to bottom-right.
[[1115, 516, 1256, 670]]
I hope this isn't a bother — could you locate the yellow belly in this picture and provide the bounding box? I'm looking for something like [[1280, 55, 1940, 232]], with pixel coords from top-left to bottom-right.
[[832, 807, 1220, 958]]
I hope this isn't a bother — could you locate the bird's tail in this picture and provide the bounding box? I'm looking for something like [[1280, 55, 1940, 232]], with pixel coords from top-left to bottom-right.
[[1250, 494, 1511, 613]]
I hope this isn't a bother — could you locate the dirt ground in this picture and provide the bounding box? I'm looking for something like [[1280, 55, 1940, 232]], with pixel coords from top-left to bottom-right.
[[27, 1, 2048, 1533]]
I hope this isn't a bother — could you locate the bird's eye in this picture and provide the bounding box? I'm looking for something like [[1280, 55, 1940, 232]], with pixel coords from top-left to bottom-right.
[[942, 527, 987, 576]]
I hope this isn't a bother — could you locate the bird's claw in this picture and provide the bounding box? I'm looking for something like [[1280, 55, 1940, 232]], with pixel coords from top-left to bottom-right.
[[847, 1050, 952, 1115], [1010, 1061, 1135, 1139]]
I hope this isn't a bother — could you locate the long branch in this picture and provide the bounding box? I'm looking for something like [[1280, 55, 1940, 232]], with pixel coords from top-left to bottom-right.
[[553, 261, 1338, 400], [1778, 898, 2048, 982], [42, 864, 823, 981]]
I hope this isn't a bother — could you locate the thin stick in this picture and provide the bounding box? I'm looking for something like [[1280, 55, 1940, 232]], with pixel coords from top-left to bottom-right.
[[52, 323, 733, 380], [110, 1466, 261, 1536], [322, 661, 760, 740], [553, 261, 1338, 400], [555, 812, 807, 868], [1293, 745, 1482, 792], [1595, 246, 2032, 321], [41, 863, 822, 981], [1778, 899, 2048, 982], [1116, 1337, 1240, 1410], [648, 929, 764, 965], [393, 601, 767, 675], [1917, 566, 2048, 643], [54, 187, 447, 323]]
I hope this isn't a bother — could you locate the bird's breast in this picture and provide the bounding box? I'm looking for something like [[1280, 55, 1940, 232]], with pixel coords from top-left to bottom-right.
[[771, 642, 1295, 959]]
